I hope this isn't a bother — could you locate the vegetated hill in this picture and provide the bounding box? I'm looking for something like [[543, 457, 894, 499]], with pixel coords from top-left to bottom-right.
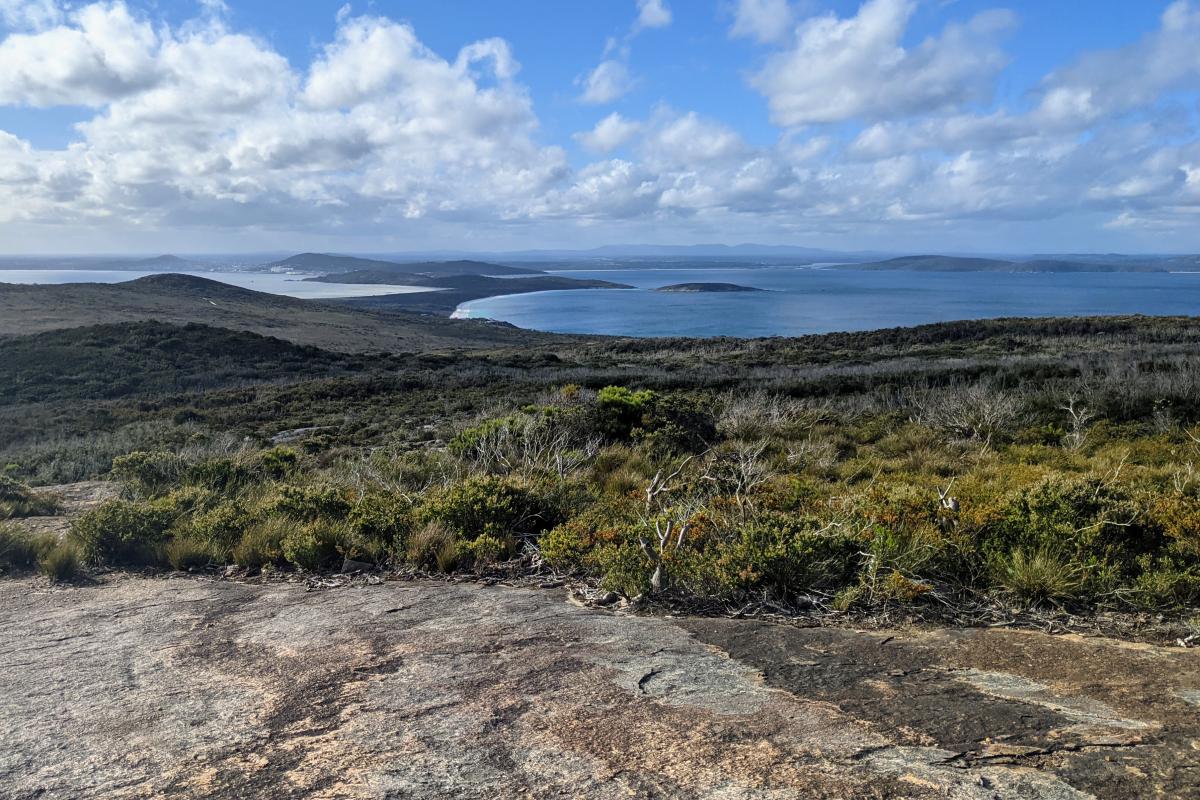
[[654, 283, 763, 292], [0, 321, 368, 403], [269, 253, 540, 277], [848, 254, 1188, 272], [392, 259, 543, 277], [847, 255, 1017, 271], [266, 253, 407, 272], [337, 275, 631, 315], [0, 273, 570, 352]]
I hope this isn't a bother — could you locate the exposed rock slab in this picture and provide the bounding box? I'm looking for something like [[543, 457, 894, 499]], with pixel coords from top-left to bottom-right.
[[1, 576, 1197, 798]]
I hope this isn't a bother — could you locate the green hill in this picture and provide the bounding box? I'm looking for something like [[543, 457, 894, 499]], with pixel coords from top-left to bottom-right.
[[0, 274, 564, 352]]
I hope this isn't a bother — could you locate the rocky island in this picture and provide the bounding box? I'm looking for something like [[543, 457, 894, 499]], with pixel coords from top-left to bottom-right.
[[653, 282, 763, 292]]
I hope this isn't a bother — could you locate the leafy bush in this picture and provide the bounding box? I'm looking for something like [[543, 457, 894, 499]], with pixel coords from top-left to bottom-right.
[[111, 451, 184, 497], [266, 484, 351, 521], [70, 499, 174, 566], [461, 533, 509, 567], [186, 501, 251, 553], [594, 386, 655, 440], [420, 476, 540, 541], [281, 519, 348, 571], [259, 446, 300, 479]]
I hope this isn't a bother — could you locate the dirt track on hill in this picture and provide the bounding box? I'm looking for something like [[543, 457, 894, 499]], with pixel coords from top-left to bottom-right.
[[2, 575, 1198, 799]]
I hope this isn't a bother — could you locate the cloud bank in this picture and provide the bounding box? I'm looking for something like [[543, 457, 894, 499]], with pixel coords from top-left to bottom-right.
[[0, 0, 1198, 250]]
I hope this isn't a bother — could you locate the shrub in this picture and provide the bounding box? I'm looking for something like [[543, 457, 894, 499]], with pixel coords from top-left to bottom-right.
[[673, 514, 860, 600], [634, 393, 716, 456], [281, 519, 348, 571], [70, 499, 174, 566], [420, 476, 539, 541], [110, 451, 184, 497], [185, 456, 259, 494], [258, 446, 300, 479], [983, 476, 1160, 594], [266, 484, 351, 521], [187, 501, 251, 553], [39, 543, 82, 583], [462, 533, 509, 568], [594, 386, 655, 440], [348, 492, 412, 548]]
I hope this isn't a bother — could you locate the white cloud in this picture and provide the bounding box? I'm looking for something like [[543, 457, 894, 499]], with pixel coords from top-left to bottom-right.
[[575, 112, 641, 153], [0, 2, 159, 106], [750, 0, 1014, 126], [1, 0, 1200, 249], [0, 0, 62, 30], [729, 0, 791, 43], [578, 59, 634, 105], [634, 0, 672, 31]]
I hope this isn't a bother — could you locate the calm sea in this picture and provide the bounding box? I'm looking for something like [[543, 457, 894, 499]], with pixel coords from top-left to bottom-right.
[[453, 267, 1200, 337], [0, 269, 432, 300]]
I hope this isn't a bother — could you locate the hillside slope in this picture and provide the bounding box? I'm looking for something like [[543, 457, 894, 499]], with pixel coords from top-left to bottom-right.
[[0, 274, 568, 352]]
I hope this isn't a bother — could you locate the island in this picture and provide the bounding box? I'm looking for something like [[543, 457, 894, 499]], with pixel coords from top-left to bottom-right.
[[653, 282, 764, 292]]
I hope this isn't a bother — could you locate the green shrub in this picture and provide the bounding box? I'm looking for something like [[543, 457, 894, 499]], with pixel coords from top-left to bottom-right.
[[266, 484, 351, 521], [462, 533, 509, 567], [983, 476, 1161, 595], [258, 446, 300, 479], [185, 456, 259, 494], [348, 492, 411, 550], [594, 386, 655, 440], [70, 498, 174, 566], [111, 451, 184, 497], [281, 519, 348, 571], [186, 501, 251, 553], [39, 543, 82, 583], [420, 476, 539, 541], [634, 393, 716, 456]]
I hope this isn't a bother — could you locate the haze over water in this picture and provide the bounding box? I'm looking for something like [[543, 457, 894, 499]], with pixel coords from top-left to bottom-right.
[[454, 267, 1200, 338]]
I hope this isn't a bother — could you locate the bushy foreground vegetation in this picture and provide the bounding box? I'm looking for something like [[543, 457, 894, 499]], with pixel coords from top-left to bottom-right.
[[7, 315, 1200, 615], [43, 381, 1200, 612]]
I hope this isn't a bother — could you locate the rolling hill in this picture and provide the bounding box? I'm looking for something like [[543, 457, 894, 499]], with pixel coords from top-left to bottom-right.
[[268, 253, 540, 277], [0, 274, 567, 352]]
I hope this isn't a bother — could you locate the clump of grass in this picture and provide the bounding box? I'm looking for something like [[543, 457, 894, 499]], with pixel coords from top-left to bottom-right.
[[406, 521, 458, 572], [39, 543, 82, 583], [164, 537, 214, 571], [0, 524, 59, 573], [232, 518, 288, 571], [0, 476, 61, 520], [998, 547, 1084, 606]]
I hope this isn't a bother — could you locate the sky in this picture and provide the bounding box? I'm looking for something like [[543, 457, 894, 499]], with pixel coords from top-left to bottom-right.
[[0, 0, 1198, 255]]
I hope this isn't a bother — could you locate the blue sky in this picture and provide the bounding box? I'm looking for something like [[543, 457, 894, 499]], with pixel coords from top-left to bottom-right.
[[0, 0, 1198, 254]]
